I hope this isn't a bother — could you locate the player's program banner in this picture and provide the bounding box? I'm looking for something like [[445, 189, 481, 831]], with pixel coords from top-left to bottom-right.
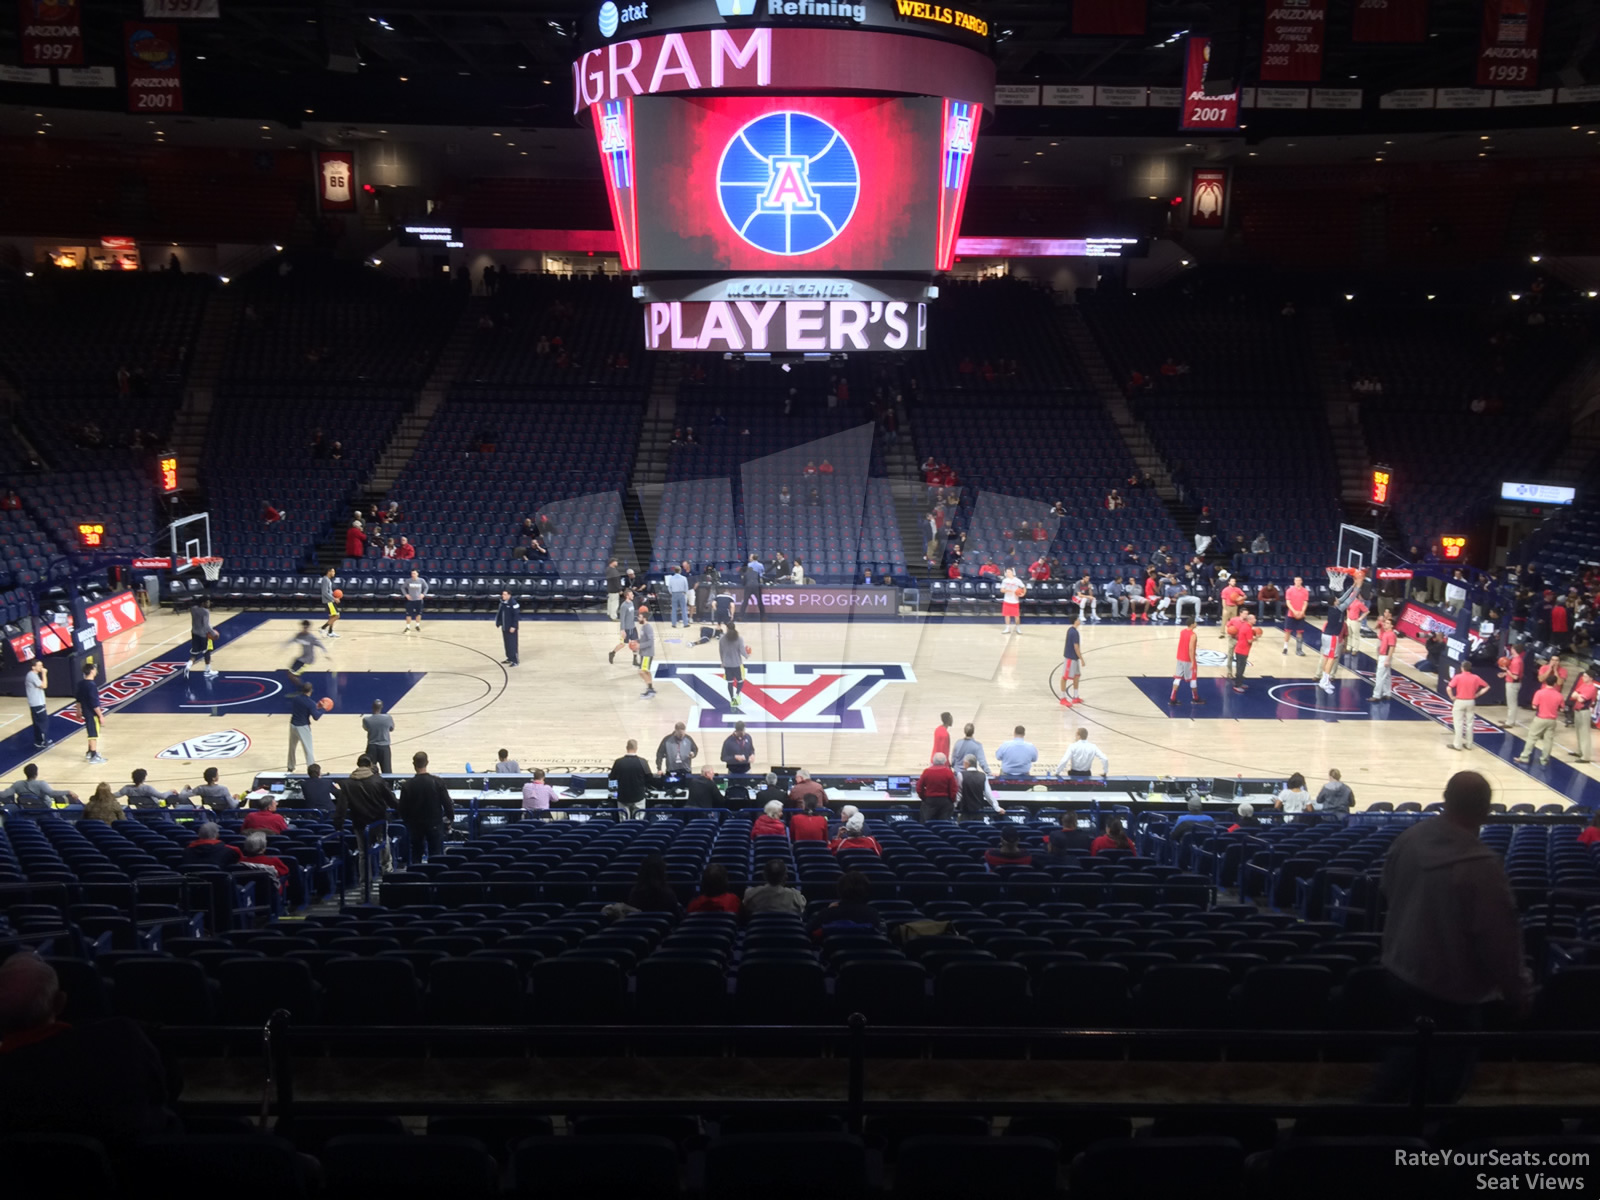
[[19, 0, 82, 65], [1180, 37, 1238, 131], [644, 300, 925, 352], [1477, 0, 1543, 88], [124, 20, 182, 113], [1352, 0, 1427, 42], [1260, 0, 1325, 82]]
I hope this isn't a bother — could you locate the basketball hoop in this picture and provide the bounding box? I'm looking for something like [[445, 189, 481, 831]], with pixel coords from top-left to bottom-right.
[[184, 556, 224, 582], [1326, 566, 1366, 610]]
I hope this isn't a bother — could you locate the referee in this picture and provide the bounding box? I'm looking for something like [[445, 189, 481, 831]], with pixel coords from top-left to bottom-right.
[[496, 589, 520, 666], [76, 661, 106, 764]]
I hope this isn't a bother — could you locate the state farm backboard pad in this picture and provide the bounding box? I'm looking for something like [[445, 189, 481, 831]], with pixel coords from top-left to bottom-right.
[[631, 95, 945, 272]]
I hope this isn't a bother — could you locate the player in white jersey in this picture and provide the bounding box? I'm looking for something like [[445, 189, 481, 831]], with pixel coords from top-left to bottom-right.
[[999, 568, 1027, 635]]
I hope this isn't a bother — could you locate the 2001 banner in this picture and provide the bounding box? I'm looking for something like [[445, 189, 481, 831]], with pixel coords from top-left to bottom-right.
[[124, 20, 183, 113]]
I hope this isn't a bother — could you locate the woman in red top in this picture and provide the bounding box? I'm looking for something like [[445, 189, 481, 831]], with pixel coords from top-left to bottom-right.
[[344, 522, 366, 559], [687, 864, 741, 914], [240, 831, 290, 894], [791, 796, 830, 842], [1580, 812, 1600, 847], [750, 800, 789, 839], [1090, 817, 1135, 856], [830, 812, 882, 855]]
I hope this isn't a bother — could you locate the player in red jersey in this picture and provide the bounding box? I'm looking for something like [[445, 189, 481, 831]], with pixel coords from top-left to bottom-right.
[[1219, 577, 1245, 641], [1369, 612, 1397, 701], [1231, 612, 1262, 692], [1282, 576, 1310, 656], [1170, 615, 1205, 706]]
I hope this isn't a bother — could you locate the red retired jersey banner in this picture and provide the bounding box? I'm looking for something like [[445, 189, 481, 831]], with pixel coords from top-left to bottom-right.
[[1477, 0, 1543, 88], [19, 0, 82, 65], [1261, 0, 1326, 82], [1180, 38, 1239, 131], [124, 21, 182, 114], [1352, 0, 1428, 43], [1072, 0, 1146, 36], [317, 150, 356, 212], [1189, 168, 1227, 228]]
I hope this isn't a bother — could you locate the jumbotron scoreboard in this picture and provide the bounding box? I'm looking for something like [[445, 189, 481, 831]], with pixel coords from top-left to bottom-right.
[[574, 0, 995, 354]]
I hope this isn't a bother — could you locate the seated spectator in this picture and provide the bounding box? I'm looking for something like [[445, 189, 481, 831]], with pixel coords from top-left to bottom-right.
[[1315, 768, 1354, 821], [115, 768, 178, 808], [299, 763, 337, 811], [686, 765, 724, 808], [182, 822, 242, 867], [0, 763, 77, 808], [522, 768, 556, 812], [1045, 811, 1093, 856], [779, 484, 792, 506], [83, 782, 124, 824], [788, 768, 828, 809], [1172, 796, 1216, 832], [743, 858, 807, 916], [1227, 802, 1258, 832], [241, 795, 290, 835], [687, 864, 741, 914], [397, 537, 416, 560], [803, 460, 818, 477], [240, 831, 290, 883], [261, 501, 285, 525], [1105, 488, 1124, 511], [0, 488, 20, 511], [984, 826, 1033, 870], [494, 748, 521, 773], [0, 953, 181, 1145], [829, 811, 882, 855], [753, 771, 786, 809], [1090, 817, 1136, 857], [1275, 773, 1313, 817], [819, 458, 834, 475], [1029, 556, 1051, 582], [750, 799, 788, 838], [806, 870, 884, 937], [623, 854, 682, 915], [383, 499, 401, 523], [175, 766, 234, 810], [791, 794, 829, 841], [1580, 812, 1600, 847]]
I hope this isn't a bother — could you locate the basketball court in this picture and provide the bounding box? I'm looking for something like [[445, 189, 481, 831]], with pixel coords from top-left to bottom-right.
[[3, 605, 1594, 811]]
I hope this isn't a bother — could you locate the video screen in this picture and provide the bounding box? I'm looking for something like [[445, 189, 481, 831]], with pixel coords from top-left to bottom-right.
[[630, 95, 946, 272]]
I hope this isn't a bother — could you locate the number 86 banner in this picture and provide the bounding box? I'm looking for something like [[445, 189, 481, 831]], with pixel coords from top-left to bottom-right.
[[124, 21, 183, 114]]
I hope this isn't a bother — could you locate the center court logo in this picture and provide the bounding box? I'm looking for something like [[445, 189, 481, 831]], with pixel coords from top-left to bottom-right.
[[158, 730, 253, 760], [717, 111, 859, 256], [656, 661, 914, 731]]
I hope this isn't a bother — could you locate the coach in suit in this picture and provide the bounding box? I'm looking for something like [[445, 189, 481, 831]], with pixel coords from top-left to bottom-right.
[[495, 589, 520, 666]]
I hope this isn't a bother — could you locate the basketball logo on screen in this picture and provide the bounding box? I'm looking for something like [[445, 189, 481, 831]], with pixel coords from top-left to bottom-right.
[[717, 111, 859, 257]]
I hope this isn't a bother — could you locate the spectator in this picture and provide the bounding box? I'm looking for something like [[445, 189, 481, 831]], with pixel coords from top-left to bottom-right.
[[397, 751, 454, 860], [396, 537, 415, 560], [743, 858, 807, 916], [299, 762, 337, 812], [751, 799, 788, 838], [1315, 768, 1354, 820], [1251, 532, 1271, 556], [687, 864, 741, 914], [932, 710, 953, 764], [240, 831, 290, 883], [522, 768, 556, 812], [788, 768, 828, 808], [950, 723, 992, 776], [241, 795, 290, 834], [116, 768, 179, 809], [182, 822, 241, 867], [685, 764, 723, 809], [494, 748, 521, 774], [791, 793, 829, 841], [1090, 818, 1135, 856], [753, 771, 787, 810], [655, 722, 698, 775], [82, 782, 125, 824], [1276, 772, 1313, 817], [1172, 796, 1215, 833], [1227, 802, 1259, 832], [178, 766, 234, 810], [916, 752, 959, 821], [362, 701, 394, 776], [609, 738, 654, 818], [995, 725, 1038, 777], [625, 854, 682, 915], [261, 501, 284, 525], [344, 521, 366, 559], [1045, 812, 1093, 856], [984, 826, 1033, 870], [1194, 507, 1216, 556], [1580, 811, 1600, 847], [0, 953, 180, 1145], [806, 870, 884, 937], [1105, 488, 1124, 511], [957, 754, 1004, 818], [779, 485, 792, 506], [722, 720, 754, 775], [0, 763, 76, 808], [1371, 770, 1531, 1102], [333, 755, 393, 889], [1053, 727, 1109, 779], [830, 811, 882, 855]]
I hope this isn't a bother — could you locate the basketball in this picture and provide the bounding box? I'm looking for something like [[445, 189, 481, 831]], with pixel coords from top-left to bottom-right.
[[317, 697, 334, 711], [332, 588, 344, 600], [628, 640, 640, 652]]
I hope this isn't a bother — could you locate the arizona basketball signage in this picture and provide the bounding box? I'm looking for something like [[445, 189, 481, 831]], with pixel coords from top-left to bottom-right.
[[655, 661, 916, 731], [1180, 37, 1238, 131], [717, 111, 859, 255], [645, 299, 925, 351], [19, 0, 83, 66], [1477, 0, 1543, 88], [1188, 168, 1227, 228], [317, 151, 356, 212], [123, 21, 182, 113]]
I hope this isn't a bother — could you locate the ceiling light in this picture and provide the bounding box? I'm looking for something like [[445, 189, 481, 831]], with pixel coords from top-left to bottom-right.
[[1426, 294, 1436, 300], [35, 130, 44, 135], [24, 271, 33, 277], [1148, 195, 1157, 200], [304, 108, 313, 114], [260, 125, 269, 130], [1531, 254, 1541, 263], [518, 64, 527, 69], [273, 244, 283, 252], [1035, 151, 1043, 156], [369, 258, 382, 267], [1248, 151, 1257, 156], [1180, 260, 1190, 266], [492, 132, 501, 137], [399, 76, 408, 82], [196, 55, 205, 60], [1588, 291, 1599, 298], [1574, 126, 1582, 131], [520, 151, 527, 156], [1480, 135, 1489, 140], [1510, 292, 1522, 300], [220, 276, 230, 284], [1478, 152, 1487, 157], [1344, 294, 1354, 301]]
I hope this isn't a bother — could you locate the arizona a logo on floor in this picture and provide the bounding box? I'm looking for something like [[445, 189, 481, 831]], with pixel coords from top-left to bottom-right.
[[656, 662, 916, 731]]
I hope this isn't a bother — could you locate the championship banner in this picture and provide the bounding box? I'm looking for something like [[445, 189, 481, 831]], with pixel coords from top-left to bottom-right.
[[19, 0, 82, 66], [1072, 0, 1145, 36], [1477, 0, 1543, 88], [1260, 0, 1326, 82], [317, 150, 356, 212], [124, 21, 182, 114], [1180, 37, 1239, 131], [1189, 168, 1227, 228], [1352, 0, 1428, 43]]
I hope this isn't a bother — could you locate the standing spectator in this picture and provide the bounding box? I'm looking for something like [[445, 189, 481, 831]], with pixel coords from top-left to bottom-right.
[[950, 723, 992, 775], [397, 751, 454, 860], [689, 865, 741, 914], [1053, 728, 1109, 779], [1371, 770, 1530, 1102], [521, 768, 556, 812], [605, 559, 623, 621], [362, 700, 393, 775], [608, 739, 653, 818], [655, 722, 698, 775], [24, 658, 48, 750], [743, 858, 807, 915], [75, 662, 106, 765], [750, 800, 788, 838], [957, 753, 1003, 818], [1194, 507, 1216, 555], [333, 755, 393, 890], [787, 769, 828, 808], [995, 726, 1038, 778], [1315, 768, 1354, 820], [932, 711, 953, 765], [791, 794, 829, 840], [1447, 664, 1489, 752], [665, 565, 690, 628], [287, 680, 320, 771], [721, 720, 754, 774], [344, 521, 366, 559], [916, 753, 958, 821], [741, 554, 766, 620]]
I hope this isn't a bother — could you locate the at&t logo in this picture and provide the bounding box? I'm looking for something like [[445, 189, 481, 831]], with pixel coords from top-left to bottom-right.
[[717, 111, 859, 256], [598, 0, 649, 37]]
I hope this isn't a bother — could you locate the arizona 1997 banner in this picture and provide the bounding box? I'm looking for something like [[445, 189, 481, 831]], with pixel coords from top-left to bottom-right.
[[19, 0, 82, 65]]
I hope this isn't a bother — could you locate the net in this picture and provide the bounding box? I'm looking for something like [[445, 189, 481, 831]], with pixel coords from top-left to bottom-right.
[[186, 556, 224, 581], [1326, 566, 1365, 611]]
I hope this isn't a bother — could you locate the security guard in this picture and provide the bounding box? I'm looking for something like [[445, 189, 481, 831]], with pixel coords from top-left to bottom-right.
[[495, 589, 520, 667]]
